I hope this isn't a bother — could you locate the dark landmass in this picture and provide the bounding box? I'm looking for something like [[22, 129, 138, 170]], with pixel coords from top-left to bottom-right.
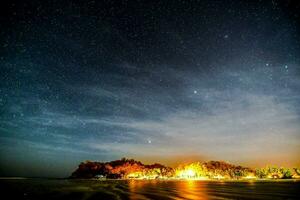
[[71, 158, 300, 180], [71, 158, 173, 179]]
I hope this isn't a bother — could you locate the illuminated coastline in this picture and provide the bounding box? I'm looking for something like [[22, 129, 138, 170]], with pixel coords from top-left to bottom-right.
[[71, 158, 300, 180]]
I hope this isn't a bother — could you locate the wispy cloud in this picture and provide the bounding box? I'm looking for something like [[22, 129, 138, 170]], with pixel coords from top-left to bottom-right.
[[1, 62, 299, 168]]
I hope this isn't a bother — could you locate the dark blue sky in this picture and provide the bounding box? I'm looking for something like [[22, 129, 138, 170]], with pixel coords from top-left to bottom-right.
[[0, 0, 300, 177]]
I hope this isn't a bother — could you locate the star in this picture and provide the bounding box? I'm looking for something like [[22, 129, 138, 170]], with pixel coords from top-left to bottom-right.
[[1, 0, 299, 179]]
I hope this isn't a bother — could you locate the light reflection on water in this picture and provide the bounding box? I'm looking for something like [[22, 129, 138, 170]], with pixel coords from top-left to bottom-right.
[[128, 180, 209, 199], [174, 180, 209, 200], [1, 179, 300, 200], [126, 180, 300, 200]]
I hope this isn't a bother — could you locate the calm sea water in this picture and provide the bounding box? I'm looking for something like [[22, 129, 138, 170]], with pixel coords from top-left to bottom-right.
[[0, 179, 299, 200]]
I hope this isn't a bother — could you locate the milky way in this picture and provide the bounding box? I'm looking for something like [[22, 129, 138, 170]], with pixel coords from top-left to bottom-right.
[[0, 0, 300, 177]]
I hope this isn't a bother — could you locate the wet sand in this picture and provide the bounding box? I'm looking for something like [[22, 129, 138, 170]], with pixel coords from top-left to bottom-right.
[[0, 178, 299, 200]]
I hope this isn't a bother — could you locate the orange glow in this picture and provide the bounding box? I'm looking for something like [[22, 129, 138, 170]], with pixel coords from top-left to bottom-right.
[[73, 158, 300, 180], [213, 175, 225, 179], [127, 172, 143, 179], [242, 173, 256, 179], [186, 169, 195, 177], [175, 162, 209, 180]]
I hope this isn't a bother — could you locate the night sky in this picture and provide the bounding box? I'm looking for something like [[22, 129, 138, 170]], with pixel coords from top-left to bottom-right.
[[1, 0, 300, 178]]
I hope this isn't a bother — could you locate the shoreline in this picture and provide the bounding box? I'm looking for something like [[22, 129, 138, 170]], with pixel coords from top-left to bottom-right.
[[74, 178, 300, 182], [2, 177, 299, 182]]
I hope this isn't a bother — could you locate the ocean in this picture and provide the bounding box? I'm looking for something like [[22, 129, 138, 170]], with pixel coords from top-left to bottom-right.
[[0, 178, 299, 199]]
